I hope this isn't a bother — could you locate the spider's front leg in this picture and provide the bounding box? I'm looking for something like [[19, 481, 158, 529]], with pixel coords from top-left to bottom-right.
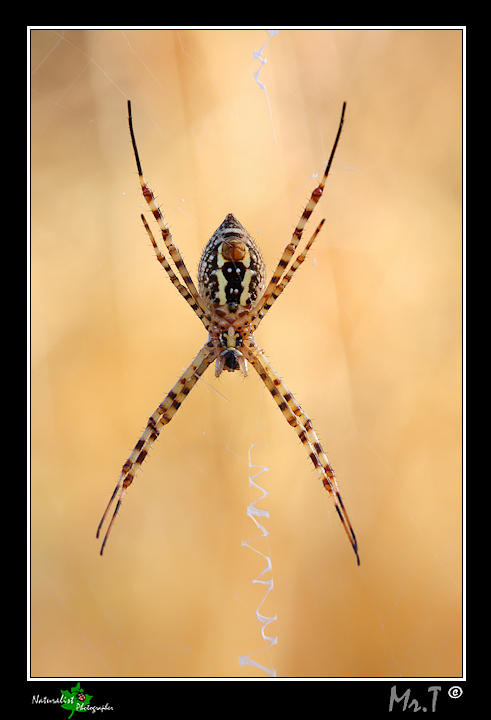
[[97, 343, 215, 555], [244, 341, 360, 565]]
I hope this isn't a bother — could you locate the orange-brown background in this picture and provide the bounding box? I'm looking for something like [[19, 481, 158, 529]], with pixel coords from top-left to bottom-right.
[[31, 29, 462, 678]]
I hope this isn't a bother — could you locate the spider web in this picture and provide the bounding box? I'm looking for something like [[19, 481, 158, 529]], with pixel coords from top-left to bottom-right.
[[30, 27, 463, 683]]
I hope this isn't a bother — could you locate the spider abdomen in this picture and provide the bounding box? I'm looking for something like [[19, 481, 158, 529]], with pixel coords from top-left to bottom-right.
[[198, 214, 266, 314]]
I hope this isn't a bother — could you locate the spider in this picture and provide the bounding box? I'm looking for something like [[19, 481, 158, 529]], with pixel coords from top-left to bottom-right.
[[97, 100, 360, 565]]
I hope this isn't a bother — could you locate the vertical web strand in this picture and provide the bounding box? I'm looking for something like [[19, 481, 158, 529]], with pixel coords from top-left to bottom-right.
[[238, 445, 277, 677]]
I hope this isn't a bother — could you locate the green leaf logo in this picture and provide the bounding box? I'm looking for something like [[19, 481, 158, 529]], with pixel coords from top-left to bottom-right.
[[60, 682, 93, 718]]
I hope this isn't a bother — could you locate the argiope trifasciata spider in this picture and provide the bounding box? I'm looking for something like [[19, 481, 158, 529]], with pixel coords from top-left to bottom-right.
[[97, 100, 360, 565]]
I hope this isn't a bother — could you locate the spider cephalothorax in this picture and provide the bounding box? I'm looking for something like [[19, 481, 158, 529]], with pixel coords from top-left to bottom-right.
[[97, 100, 360, 565]]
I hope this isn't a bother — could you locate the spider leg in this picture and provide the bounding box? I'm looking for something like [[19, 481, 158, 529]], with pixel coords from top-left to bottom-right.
[[256, 219, 325, 324], [141, 215, 209, 330], [244, 340, 360, 565], [256, 102, 346, 321], [127, 100, 207, 318], [97, 342, 215, 555]]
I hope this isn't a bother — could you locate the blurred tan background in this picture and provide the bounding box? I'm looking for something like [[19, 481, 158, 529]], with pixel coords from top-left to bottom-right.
[[31, 29, 462, 678]]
